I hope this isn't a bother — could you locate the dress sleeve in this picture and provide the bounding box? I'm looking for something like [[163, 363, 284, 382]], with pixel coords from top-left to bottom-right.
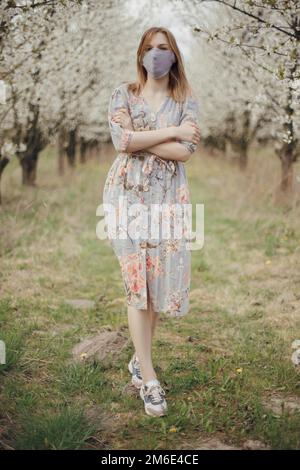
[[178, 93, 200, 154], [108, 85, 134, 153]]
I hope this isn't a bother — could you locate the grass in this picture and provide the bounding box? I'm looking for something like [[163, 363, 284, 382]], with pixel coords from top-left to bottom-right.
[[14, 407, 97, 450], [0, 143, 300, 450]]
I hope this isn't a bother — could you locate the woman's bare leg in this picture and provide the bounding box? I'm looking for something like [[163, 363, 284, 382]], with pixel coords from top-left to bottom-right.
[[127, 284, 160, 384], [149, 300, 160, 340], [127, 304, 157, 384]]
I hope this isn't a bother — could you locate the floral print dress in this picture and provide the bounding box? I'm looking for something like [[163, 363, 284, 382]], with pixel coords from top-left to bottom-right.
[[102, 82, 200, 317]]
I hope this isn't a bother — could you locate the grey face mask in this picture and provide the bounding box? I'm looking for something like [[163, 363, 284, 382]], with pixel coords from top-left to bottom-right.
[[142, 47, 176, 79]]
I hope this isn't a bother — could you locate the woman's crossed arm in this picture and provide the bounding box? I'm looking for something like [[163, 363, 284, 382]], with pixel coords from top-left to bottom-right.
[[111, 107, 200, 163]]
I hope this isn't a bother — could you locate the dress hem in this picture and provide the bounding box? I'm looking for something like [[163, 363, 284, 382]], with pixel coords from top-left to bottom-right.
[[124, 299, 189, 318]]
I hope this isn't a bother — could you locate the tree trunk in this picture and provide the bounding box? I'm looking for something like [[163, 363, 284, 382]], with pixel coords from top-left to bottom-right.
[[279, 62, 296, 192], [238, 151, 248, 170], [238, 139, 249, 170], [80, 137, 88, 164], [280, 152, 293, 192], [20, 151, 38, 186], [238, 109, 250, 170], [95, 141, 102, 161], [16, 103, 47, 186], [66, 128, 77, 167], [57, 129, 67, 175], [0, 157, 10, 204]]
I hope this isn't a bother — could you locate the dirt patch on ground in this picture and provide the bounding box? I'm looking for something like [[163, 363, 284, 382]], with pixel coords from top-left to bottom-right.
[[121, 382, 140, 398], [84, 406, 121, 432], [178, 435, 270, 450], [262, 393, 300, 417], [193, 437, 241, 450], [72, 328, 129, 364]]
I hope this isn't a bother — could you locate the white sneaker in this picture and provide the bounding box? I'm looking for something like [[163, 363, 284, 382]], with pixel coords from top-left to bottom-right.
[[128, 353, 143, 389], [140, 379, 167, 417]]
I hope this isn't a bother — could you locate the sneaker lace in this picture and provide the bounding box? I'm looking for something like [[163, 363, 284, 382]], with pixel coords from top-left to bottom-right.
[[145, 384, 166, 404], [134, 358, 142, 376]]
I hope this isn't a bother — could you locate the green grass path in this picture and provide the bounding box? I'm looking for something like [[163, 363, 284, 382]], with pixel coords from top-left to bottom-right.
[[0, 146, 299, 449]]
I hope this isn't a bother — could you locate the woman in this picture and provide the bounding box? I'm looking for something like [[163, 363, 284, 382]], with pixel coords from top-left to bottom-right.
[[103, 26, 201, 418]]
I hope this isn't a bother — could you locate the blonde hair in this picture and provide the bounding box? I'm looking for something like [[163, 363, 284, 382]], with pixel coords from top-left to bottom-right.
[[125, 26, 195, 103]]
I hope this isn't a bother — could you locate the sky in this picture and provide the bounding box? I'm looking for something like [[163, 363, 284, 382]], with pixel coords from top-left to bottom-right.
[[123, 0, 198, 64]]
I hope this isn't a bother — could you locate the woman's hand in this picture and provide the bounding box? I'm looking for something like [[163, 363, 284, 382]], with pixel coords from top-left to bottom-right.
[[111, 107, 134, 131], [176, 121, 201, 144]]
